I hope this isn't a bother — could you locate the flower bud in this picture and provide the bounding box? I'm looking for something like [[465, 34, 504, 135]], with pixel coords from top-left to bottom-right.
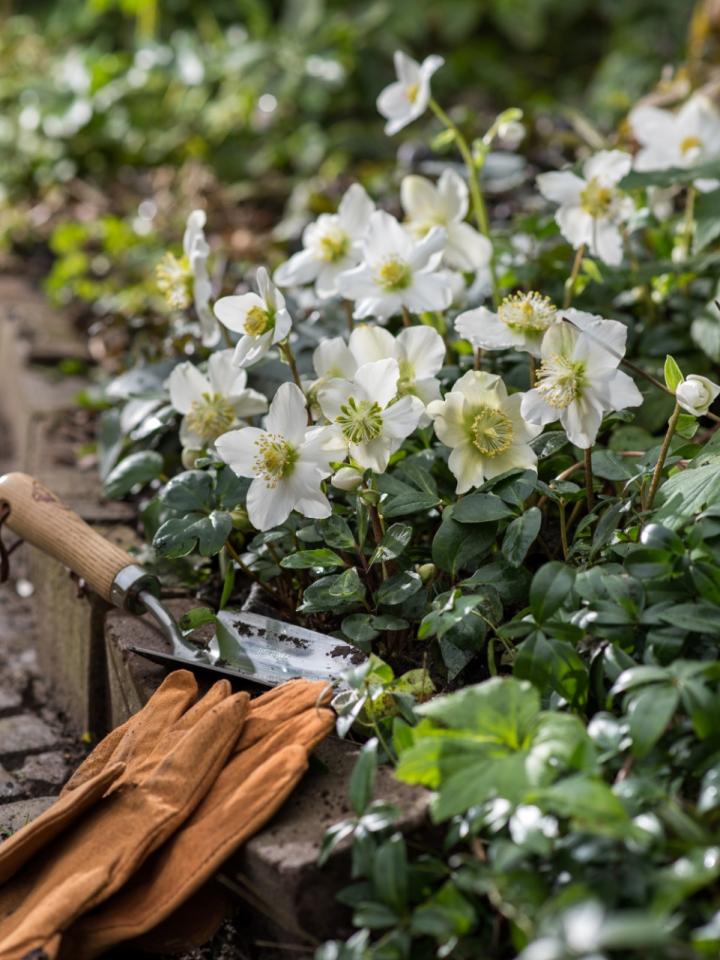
[[181, 447, 201, 469], [332, 466, 364, 491], [675, 374, 720, 417], [416, 562, 436, 583]]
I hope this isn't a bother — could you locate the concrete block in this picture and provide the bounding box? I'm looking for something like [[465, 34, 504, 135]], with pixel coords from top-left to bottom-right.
[[0, 796, 54, 839]]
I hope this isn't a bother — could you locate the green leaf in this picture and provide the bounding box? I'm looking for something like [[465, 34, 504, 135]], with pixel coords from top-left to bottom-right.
[[179, 606, 217, 632], [532, 775, 628, 832], [349, 738, 377, 816], [330, 568, 366, 600], [627, 685, 679, 757], [529, 562, 576, 624], [591, 450, 633, 481], [317, 515, 356, 550], [453, 492, 515, 523], [376, 470, 440, 518], [664, 354, 684, 393], [153, 511, 232, 558], [376, 570, 423, 606], [657, 602, 720, 634], [411, 882, 476, 940], [103, 450, 164, 499], [432, 511, 496, 576], [514, 631, 588, 708], [502, 507, 542, 566], [280, 549, 345, 570], [654, 462, 720, 528], [694, 187, 720, 252], [299, 569, 366, 612], [372, 834, 408, 911], [219, 562, 235, 610], [370, 523, 412, 566], [160, 470, 213, 513], [342, 614, 379, 645]]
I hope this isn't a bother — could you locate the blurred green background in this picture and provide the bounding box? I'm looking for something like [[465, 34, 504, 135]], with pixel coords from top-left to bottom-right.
[[0, 0, 698, 199]]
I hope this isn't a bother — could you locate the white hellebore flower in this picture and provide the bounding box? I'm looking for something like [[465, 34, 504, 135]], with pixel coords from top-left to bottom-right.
[[428, 372, 541, 494], [274, 184, 375, 299], [317, 358, 425, 473], [675, 374, 720, 416], [401, 170, 492, 271], [521, 310, 643, 448], [376, 51, 444, 136], [215, 383, 340, 532], [349, 323, 445, 410], [156, 209, 220, 346], [214, 267, 292, 369], [537, 150, 634, 266], [337, 210, 451, 322], [167, 349, 268, 449], [183, 210, 220, 346], [456, 290, 557, 357], [629, 93, 720, 190]]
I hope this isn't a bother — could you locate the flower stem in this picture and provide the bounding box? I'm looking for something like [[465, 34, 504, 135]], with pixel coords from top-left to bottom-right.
[[220, 324, 234, 350], [558, 501, 569, 560], [583, 447, 594, 511], [280, 340, 304, 392], [224, 541, 279, 600], [678, 185, 696, 261], [401, 305, 412, 327], [343, 299, 354, 332], [429, 98, 499, 308], [645, 402, 681, 511], [563, 243, 585, 309]]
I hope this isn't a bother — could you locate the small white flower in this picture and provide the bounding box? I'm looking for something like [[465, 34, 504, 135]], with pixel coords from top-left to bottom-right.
[[630, 93, 720, 190], [305, 337, 359, 417], [428, 371, 541, 494], [521, 309, 643, 448], [401, 170, 492, 271], [675, 374, 720, 416], [337, 210, 451, 322], [274, 184, 375, 299], [376, 51, 444, 136], [183, 210, 220, 347], [167, 349, 268, 449], [456, 291, 558, 358], [317, 358, 425, 473], [349, 323, 446, 412], [155, 210, 220, 346], [215, 382, 341, 532], [537, 150, 634, 266], [214, 267, 292, 369]]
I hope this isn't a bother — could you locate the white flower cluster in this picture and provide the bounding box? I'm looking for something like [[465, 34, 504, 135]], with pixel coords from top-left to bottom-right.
[[158, 50, 720, 535]]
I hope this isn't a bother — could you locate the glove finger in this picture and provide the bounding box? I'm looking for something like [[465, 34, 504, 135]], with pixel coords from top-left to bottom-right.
[[62, 671, 199, 794], [170, 678, 233, 732], [237, 680, 333, 751], [64, 745, 309, 960], [0, 762, 125, 887]]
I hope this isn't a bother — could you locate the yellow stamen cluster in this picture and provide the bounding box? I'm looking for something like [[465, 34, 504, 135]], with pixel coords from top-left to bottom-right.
[[376, 257, 412, 292], [318, 230, 350, 263], [406, 82, 419, 103], [156, 253, 192, 310], [537, 356, 586, 409], [470, 405, 514, 457], [186, 392, 237, 444], [336, 397, 384, 444], [580, 178, 615, 218], [253, 434, 298, 487], [680, 135, 703, 156], [499, 291, 557, 335], [244, 305, 272, 337]]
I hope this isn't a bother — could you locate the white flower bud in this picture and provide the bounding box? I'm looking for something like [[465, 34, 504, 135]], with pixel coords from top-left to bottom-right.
[[331, 466, 364, 491], [675, 374, 720, 416]]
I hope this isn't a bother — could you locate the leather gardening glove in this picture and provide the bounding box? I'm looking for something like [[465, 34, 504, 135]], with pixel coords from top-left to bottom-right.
[[0, 679, 249, 960], [60, 679, 335, 959], [0, 670, 201, 931]]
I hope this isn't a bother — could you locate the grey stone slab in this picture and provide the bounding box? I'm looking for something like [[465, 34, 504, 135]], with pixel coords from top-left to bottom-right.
[[0, 765, 23, 800], [0, 796, 54, 839], [15, 751, 70, 787], [0, 713, 60, 756]]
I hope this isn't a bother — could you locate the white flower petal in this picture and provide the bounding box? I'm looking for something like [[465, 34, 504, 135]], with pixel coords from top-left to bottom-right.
[[214, 293, 264, 332], [246, 476, 296, 531], [215, 427, 265, 477], [208, 349, 247, 396], [401, 174, 444, 222], [338, 183, 375, 236], [313, 338, 358, 379], [437, 168, 468, 221], [589, 218, 624, 266], [556, 205, 592, 247], [583, 150, 632, 186], [349, 324, 397, 366], [265, 382, 308, 444], [455, 307, 523, 351], [445, 221, 492, 271], [351, 436, 394, 473], [233, 330, 274, 368], [382, 395, 424, 439], [537, 171, 585, 205], [448, 441, 486, 494], [274, 249, 320, 288], [396, 326, 445, 379], [354, 358, 400, 409], [167, 362, 210, 413]]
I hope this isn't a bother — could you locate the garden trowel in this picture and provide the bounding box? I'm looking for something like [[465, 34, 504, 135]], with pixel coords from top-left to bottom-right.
[[0, 472, 365, 687]]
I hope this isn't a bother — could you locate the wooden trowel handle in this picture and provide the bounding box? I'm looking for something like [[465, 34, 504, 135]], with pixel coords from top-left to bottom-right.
[[0, 472, 136, 603]]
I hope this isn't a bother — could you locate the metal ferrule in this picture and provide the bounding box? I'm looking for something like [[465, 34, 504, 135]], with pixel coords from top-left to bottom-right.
[[109, 564, 161, 614]]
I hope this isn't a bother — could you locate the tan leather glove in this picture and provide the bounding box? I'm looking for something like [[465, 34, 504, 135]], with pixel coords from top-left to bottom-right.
[[60, 679, 335, 959], [0, 678, 249, 960]]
